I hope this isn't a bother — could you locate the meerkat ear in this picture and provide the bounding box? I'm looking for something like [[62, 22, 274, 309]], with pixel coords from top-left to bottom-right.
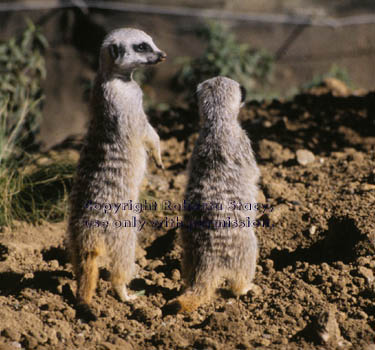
[[109, 44, 126, 60], [240, 85, 247, 103], [108, 44, 119, 60]]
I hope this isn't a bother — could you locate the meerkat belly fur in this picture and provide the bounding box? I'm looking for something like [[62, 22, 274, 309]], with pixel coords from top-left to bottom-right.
[[67, 28, 166, 319], [175, 76, 260, 312]]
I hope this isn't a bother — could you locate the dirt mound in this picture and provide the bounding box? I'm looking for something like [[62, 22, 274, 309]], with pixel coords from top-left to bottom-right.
[[1, 90, 375, 349]]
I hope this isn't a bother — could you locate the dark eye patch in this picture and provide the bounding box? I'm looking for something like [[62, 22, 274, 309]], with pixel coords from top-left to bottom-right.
[[133, 42, 153, 53], [240, 85, 247, 103]]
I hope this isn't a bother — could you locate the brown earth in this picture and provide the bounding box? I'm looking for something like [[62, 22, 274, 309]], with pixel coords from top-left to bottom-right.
[[1, 82, 375, 349]]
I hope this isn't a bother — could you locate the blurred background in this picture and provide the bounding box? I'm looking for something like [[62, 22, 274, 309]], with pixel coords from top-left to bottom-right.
[[1, 0, 375, 149]]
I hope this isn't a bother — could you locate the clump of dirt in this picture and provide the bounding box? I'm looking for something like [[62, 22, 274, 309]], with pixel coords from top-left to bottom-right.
[[1, 86, 375, 349]]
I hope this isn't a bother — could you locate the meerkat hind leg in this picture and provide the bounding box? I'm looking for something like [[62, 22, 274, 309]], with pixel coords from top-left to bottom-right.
[[111, 268, 137, 302], [176, 272, 220, 313], [229, 274, 255, 297]]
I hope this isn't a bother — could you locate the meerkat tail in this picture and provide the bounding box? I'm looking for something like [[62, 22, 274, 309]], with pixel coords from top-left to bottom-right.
[[76, 248, 101, 306], [73, 247, 102, 321]]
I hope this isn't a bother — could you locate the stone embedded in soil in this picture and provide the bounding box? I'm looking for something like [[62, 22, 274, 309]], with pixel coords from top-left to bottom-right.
[[256, 190, 266, 204], [99, 340, 133, 350], [360, 183, 375, 191], [309, 225, 317, 235], [268, 204, 289, 223], [131, 306, 161, 325], [305, 306, 350, 347], [1, 329, 20, 342], [248, 284, 262, 297], [194, 337, 219, 350], [286, 304, 303, 318], [263, 180, 296, 201], [357, 266, 374, 284], [263, 259, 275, 275], [136, 256, 147, 268], [258, 139, 294, 164], [323, 77, 351, 97], [296, 149, 315, 166], [170, 172, 187, 190], [146, 259, 163, 270], [171, 268, 180, 281]]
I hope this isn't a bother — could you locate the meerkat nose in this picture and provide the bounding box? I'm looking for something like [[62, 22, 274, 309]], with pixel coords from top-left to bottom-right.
[[158, 51, 167, 61]]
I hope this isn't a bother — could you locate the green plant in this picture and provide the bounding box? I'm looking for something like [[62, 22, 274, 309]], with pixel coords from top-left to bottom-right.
[[0, 21, 75, 227], [301, 64, 353, 91], [173, 21, 274, 102], [0, 19, 47, 165]]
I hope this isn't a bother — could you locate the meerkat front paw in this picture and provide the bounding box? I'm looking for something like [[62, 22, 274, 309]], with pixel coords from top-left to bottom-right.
[[145, 123, 164, 169], [154, 153, 164, 170]]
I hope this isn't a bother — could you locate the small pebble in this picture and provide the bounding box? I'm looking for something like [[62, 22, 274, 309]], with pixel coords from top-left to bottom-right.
[[296, 149, 315, 165]]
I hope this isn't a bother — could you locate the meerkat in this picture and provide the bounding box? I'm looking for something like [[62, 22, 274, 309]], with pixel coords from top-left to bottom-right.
[[169, 76, 260, 313], [67, 28, 166, 320]]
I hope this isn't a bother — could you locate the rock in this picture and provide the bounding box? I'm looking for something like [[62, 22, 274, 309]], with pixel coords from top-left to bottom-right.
[[248, 284, 262, 297], [256, 190, 266, 204], [194, 337, 219, 350], [308, 306, 350, 347], [146, 259, 163, 270], [360, 184, 375, 192], [131, 306, 161, 325], [170, 173, 187, 190], [358, 266, 374, 284], [99, 341, 133, 350], [296, 149, 315, 166], [258, 139, 294, 164], [268, 204, 289, 223], [286, 304, 303, 317], [171, 269, 181, 281], [309, 225, 317, 236], [1, 329, 20, 343], [49, 259, 59, 269], [324, 77, 350, 97], [137, 256, 147, 268], [263, 181, 295, 201]]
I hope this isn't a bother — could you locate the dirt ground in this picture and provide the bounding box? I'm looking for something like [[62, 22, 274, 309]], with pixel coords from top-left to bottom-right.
[[1, 81, 375, 350]]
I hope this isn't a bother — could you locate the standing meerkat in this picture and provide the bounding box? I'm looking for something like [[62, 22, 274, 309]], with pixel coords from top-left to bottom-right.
[[68, 28, 166, 320], [170, 76, 260, 313]]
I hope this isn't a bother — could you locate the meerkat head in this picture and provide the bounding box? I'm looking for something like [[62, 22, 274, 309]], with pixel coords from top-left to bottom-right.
[[196, 76, 246, 123], [99, 28, 166, 78]]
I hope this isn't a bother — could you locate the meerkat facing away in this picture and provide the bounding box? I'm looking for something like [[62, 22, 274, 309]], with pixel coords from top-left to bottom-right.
[[67, 28, 166, 320], [170, 76, 260, 313]]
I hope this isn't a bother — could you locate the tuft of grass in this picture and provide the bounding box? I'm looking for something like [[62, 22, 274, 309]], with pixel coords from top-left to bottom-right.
[[0, 21, 78, 227], [0, 160, 75, 226]]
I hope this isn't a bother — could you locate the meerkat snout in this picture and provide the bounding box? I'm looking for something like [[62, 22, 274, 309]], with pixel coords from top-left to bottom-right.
[[154, 51, 167, 63], [100, 28, 166, 74]]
